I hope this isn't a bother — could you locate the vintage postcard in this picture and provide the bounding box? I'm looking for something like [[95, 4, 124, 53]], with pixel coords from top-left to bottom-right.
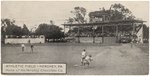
[[1, 1, 149, 75]]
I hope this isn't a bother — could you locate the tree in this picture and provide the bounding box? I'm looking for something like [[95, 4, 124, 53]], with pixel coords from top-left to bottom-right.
[[66, 7, 87, 36], [22, 24, 30, 35], [110, 3, 135, 20], [35, 23, 64, 40], [70, 6, 87, 23], [66, 17, 74, 24], [1, 18, 12, 27], [1, 18, 23, 36], [10, 25, 23, 36]]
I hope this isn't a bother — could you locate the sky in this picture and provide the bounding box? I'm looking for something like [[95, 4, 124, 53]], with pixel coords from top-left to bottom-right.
[[1, 1, 149, 31]]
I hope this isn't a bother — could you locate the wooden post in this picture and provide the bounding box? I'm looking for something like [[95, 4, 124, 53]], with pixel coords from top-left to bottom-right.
[[102, 26, 104, 43], [93, 26, 95, 43], [141, 24, 144, 43], [132, 23, 135, 35], [131, 23, 136, 44], [116, 25, 118, 43], [77, 26, 80, 43]]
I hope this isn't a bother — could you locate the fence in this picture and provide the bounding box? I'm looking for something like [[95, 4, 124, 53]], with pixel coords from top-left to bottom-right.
[[5, 35, 45, 44]]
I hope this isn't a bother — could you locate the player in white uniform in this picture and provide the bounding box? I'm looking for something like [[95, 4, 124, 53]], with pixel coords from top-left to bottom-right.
[[21, 44, 25, 52], [81, 49, 87, 65], [83, 55, 93, 66]]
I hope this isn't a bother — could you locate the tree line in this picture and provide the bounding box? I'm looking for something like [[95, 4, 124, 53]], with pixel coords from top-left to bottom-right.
[[1, 18, 65, 42]]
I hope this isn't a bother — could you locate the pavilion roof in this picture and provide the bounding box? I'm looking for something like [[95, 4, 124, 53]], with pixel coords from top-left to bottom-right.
[[62, 20, 146, 26]]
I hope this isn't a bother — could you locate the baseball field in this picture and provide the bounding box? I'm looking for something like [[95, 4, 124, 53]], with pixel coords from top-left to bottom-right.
[[1, 43, 149, 75]]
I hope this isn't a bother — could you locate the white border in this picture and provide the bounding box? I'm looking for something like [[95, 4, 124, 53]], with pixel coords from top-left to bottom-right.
[[0, 0, 149, 76]]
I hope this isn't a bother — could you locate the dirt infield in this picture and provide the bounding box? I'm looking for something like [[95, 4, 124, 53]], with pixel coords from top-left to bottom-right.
[[1, 43, 149, 75]]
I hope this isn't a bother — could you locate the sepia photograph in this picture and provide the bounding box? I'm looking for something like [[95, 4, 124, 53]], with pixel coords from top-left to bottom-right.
[[1, 1, 149, 75]]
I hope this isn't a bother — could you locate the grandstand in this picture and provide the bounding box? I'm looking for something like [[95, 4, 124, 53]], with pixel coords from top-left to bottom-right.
[[63, 10, 145, 43]]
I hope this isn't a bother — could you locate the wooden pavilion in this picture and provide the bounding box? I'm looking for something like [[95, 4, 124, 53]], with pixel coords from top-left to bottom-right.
[[62, 19, 145, 43]]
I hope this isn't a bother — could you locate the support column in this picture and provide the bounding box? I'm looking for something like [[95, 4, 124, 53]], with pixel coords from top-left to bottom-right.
[[69, 26, 72, 38], [116, 25, 118, 43], [77, 26, 80, 43], [102, 26, 104, 43], [141, 24, 144, 43], [132, 23, 136, 43], [132, 23, 135, 35], [92, 26, 95, 43], [131, 23, 135, 46]]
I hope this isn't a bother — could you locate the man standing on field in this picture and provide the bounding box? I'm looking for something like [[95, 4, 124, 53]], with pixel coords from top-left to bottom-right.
[[31, 44, 34, 53], [21, 43, 25, 52], [81, 49, 87, 65]]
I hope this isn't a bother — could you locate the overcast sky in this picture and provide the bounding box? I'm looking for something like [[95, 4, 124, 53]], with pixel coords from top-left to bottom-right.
[[1, 1, 149, 30]]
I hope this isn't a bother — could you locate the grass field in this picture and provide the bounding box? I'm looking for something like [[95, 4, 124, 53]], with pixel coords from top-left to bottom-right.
[[1, 43, 149, 75]]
